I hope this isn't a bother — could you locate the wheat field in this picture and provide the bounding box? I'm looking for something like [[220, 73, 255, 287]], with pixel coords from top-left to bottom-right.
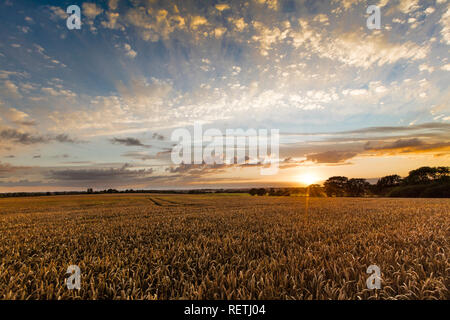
[[0, 194, 448, 300]]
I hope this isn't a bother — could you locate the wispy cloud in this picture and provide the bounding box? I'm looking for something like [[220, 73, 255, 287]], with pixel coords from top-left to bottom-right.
[[110, 137, 150, 148]]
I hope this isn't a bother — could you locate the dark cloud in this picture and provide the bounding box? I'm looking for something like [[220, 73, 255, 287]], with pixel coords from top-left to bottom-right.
[[110, 137, 151, 148], [341, 122, 450, 135], [48, 164, 153, 184], [0, 162, 13, 173], [0, 162, 28, 176], [0, 128, 82, 145], [0, 128, 47, 144], [365, 139, 450, 154], [122, 151, 155, 160], [54, 134, 77, 143], [306, 151, 357, 164], [52, 154, 70, 159], [0, 179, 45, 187], [166, 157, 269, 175], [16, 120, 37, 126], [155, 149, 172, 158], [282, 122, 450, 136], [365, 138, 424, 150], [166, 162, 228, 175], [152, 133, 165, 140]]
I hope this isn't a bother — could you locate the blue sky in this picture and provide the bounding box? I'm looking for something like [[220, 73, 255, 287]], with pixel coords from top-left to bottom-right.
[[0, 0, 449, 191]]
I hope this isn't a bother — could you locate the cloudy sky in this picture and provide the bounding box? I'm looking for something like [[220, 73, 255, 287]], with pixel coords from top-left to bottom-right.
[[0, 0, 449, 191]]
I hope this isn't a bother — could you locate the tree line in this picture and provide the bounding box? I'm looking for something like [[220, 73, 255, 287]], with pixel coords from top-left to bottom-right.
[[248, 166, 450, 198]]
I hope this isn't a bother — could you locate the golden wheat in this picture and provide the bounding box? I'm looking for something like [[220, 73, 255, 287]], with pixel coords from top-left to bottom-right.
[[0, 194, 448, 300]]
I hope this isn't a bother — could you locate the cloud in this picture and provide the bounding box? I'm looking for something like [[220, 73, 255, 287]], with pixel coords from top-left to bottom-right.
[[108, 0, 119, 10], [0, 129, 81, 145], [397, 0, 420, 14], [102, 11, 121, 29], [190, 16, 208, 30], [166, 162, 228, 175], [49, 164, 152, 182], [110, 137, 150, 147], [48, 6, 67, 20], [152, 133, 165, 140], [83, 3, 103, 19], [2, 108, 36, 126], [256, 0, 278, 11], [0, 129, 46, 145], [306, 151, 358, 164], [124, 44, 137, 59], [229, 17, 247, 32], [315, 32, 429, 69], [0, 162, 14, 173], [2, 80, 21, 99], [441, 6, 450, 45], [122, 151, 154, 160], [54, 134, 79, 143], [215, 4, 230, 11], [125, 6, 187, 42], [43, 164, 167, 188], [364, 138, 450, 154], [365, 138, 423, 150], [339, 122, 450, 135], [0, 162, 28, 177]]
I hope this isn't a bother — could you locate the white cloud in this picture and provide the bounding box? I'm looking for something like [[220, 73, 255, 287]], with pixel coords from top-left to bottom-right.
[[230, 17, 247, 32], [124, 44, 137, 59], [343, 89, 368, 96], [3, 80, 20, 97], [419, 64, 435, 73], [397, 0, 420, 14], [82, 3, 103, 19], [215, 4, 230, 11], [48, 6, 67, 20], [315, 32, 429, 69], [2, 108, 34, 125], [255, 0, 278, 11], [190, 16, 208, 30], [440, 6, 450, 45]]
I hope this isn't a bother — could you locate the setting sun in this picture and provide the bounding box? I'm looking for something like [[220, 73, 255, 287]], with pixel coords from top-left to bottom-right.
[[297, 173, 320, 186]]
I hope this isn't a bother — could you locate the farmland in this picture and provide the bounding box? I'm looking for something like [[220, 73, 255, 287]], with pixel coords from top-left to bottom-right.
[[0, 193, 448, 300]]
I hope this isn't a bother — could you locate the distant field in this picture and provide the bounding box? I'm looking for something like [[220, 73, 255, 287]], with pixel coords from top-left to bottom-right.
[[0, 194, 448, 300]]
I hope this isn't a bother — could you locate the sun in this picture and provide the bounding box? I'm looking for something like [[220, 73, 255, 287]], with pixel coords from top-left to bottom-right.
[[297, 173, 319, 186]]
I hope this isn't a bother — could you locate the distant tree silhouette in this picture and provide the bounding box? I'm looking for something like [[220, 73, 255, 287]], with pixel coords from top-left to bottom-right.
[[256, 188, 267, 196], [324, 176, 348, 197], [375, 174, 401, 195], [402, 166, 449, 185], [345, 178, 370, 197], [307, 184, 326, 197]]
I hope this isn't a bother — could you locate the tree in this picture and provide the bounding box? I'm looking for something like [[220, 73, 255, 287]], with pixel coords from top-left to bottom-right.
[[375, 174, 401, 194], [308, 184, 326, 197], [249, 188, 258, 196], [345, 178, 370, 197], [256, 188, 266, 196], [404, 167, 438, 185], [324, 176, 348, 197], [436, 167, 450, 181]]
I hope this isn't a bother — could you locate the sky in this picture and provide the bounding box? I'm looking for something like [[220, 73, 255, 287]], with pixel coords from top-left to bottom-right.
[[0, 0, 449, 191]]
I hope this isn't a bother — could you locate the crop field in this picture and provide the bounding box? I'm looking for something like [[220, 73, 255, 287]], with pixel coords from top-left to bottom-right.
[[0, 193, 448, 300]]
